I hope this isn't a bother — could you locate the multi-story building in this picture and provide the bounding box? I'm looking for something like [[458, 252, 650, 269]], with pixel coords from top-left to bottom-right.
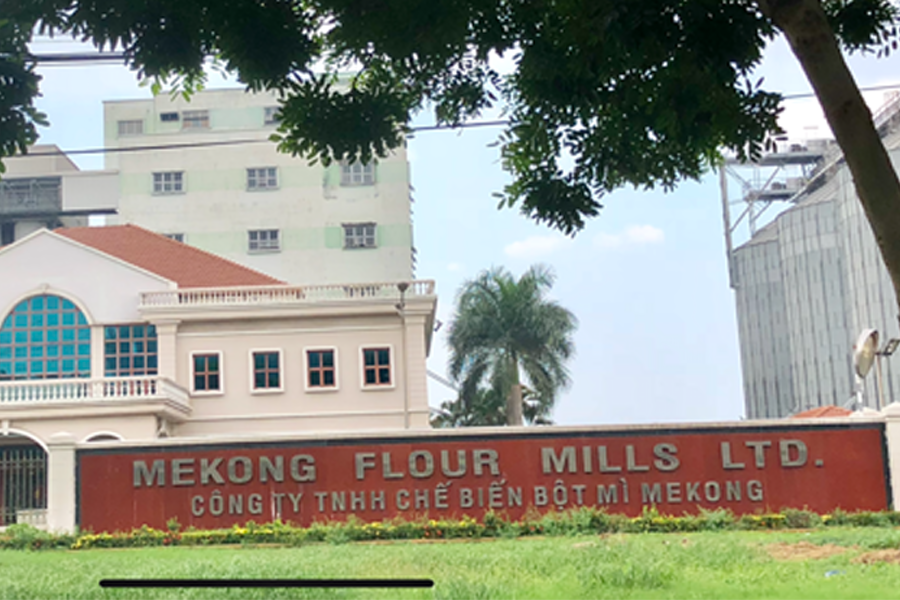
[[103, 89, 416, 284], [730, 106, 900, 418], [0, 145, 117, 245], [0, 224, 436, 527]]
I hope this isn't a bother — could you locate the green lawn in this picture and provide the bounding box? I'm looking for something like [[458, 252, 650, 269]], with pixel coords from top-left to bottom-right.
[[3, 528, 900, 599]]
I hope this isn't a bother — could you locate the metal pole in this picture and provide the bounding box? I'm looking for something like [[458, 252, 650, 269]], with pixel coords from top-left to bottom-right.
[[875, 354, 887, 411], [854, 373, 864, 410], [719, 165, 736, 289]]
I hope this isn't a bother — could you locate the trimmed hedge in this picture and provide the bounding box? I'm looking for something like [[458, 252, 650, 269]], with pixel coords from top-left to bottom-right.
[[2, 507, 900, 551]]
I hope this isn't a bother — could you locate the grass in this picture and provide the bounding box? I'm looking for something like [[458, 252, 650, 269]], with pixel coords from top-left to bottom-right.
[[1, 528, 900, 599]]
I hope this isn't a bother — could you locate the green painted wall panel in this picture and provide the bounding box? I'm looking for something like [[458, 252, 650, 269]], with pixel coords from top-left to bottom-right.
[[187, 231, 246, 255], [120, 173, 149, 195], [281, 166, 327, 188], [212, 107, 266, 130], [187, 170, 244, 192], [283, 228, 326, 251], [378, 223, 412, 247], [375, 161, 409, 185], [324, 227, 343, 249]]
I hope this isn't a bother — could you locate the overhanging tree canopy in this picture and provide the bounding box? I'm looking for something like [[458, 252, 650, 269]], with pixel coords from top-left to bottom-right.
[[4, 0, 900, 309]]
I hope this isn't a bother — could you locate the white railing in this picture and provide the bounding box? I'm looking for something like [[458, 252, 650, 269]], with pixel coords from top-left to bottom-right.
[[0, 376, 189, 407], [15, 509, 47, 528], [874, 91, 900, 130], [139, 280, 436, 309]]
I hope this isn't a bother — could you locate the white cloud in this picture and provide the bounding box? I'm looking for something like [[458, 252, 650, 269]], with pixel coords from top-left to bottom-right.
[[447, 262, 463, 272], [594, 225, 665, 249], [503, 235, 572, 259]]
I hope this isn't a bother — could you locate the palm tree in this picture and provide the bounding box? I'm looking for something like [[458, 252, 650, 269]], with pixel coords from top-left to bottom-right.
[[447, 265, 577, 426], [431, 387, 507, 428], [431, 384, 556, 428]]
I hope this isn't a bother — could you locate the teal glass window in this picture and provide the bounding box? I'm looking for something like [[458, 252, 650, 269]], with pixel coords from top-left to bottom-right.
[[252, 351, 280, 390], [103, 324, 158, 377], [306, 349, 335, 388], [193, 353, 221, 392], [0, 295, 90, 380], [362, 347, 391, 386]]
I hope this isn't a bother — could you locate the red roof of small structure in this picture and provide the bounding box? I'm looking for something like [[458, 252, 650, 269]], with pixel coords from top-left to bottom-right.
[[56, 225, 284, 288], [791, 406, 852, 418]]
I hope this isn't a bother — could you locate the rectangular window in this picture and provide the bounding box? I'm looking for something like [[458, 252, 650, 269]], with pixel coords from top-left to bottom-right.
[[306, 349, 336, 389], [152, 171, 184, 194], [264, 106, 280, 125], [104, 324, 158, 377], [341, 160, 375, 187], [247, 167, 278, 190], [117, 119, 144, 136], [340, 160, 375, 186], [160, 112, 179, 122], [182, 110, 210, 129], [251, 350, 281, 391], [248, 229, 280, 253], [163, 233, 185, 243], [362, 347, 391, 386], [192, 352, 221, 393], [343, 223, 376, 249]]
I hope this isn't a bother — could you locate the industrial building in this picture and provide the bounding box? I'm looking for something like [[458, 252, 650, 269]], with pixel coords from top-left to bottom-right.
[[724, 95, 900, 418]]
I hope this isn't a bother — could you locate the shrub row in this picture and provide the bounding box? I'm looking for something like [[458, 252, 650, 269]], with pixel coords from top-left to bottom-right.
[[2, 507, 900, 551]]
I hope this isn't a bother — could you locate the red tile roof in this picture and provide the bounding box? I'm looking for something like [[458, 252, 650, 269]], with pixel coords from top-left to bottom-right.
[[56, 225, 284, 288], [791, 406, 852, 419]]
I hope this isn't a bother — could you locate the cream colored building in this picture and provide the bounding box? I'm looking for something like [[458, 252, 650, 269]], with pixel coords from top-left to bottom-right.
[[0, 225, 435, 528], [103, 88, 416, 284]]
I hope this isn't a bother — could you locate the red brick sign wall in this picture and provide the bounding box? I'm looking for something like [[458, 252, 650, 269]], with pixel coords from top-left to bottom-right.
[[77, 424, 890, 532]]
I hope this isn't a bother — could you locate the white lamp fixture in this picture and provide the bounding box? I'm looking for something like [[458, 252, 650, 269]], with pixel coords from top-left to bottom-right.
[[853, 328, 900, 411], [853, 328, 879, 379]]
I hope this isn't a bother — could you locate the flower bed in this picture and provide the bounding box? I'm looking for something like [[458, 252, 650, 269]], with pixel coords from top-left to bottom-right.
[[2, 507, 900, 551]]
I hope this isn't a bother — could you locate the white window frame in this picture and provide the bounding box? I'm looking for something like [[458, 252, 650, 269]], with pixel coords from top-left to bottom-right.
[[189, 351, 224, 396], [264, 106, 280, 125], [249, 348, 284, 394], [248, 229, 280, 253], [181, 109, 210, 129], [303, 346, 340, 392], [163, 233, 185, 243], [359, 345, 395, 390], [343, 223, 377, 249], [117, 119, 144, 136], [152, 171, 185, 195], [340, 160, 376, 186], [159, 112, 179, 123], [247, 167, 279, 191]]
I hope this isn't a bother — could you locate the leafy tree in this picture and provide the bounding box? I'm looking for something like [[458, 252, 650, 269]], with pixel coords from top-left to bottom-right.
[[5, 1, 900, 313], [447, 265, 576, 426]]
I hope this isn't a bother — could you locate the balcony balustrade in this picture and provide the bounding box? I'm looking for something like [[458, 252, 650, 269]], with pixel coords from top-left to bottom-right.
[[0, 376, 189, 409], [140, 280, 436, 309]]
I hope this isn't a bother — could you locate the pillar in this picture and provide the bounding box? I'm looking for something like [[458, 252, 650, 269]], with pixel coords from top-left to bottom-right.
[[403, 312, 430, 429], [154, 321, 180, 381], [46, 432, 77, 533], [882, 403, 900, 509], [90, 325, 106, 379]]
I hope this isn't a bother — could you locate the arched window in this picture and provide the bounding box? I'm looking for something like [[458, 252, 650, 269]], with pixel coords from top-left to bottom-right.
[[0, 295, 90, 381]]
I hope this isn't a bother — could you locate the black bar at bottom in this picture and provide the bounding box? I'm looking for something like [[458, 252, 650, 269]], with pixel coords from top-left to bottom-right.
[[100, 579, 434, 589]]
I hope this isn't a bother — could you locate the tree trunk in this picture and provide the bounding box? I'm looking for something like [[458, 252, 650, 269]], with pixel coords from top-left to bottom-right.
[[506, 382, 524, 426], [760, 0, 900, 319]]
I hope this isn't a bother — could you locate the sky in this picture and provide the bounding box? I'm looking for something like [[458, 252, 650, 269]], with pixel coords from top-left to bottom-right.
[[23, 33, 900, 426]]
